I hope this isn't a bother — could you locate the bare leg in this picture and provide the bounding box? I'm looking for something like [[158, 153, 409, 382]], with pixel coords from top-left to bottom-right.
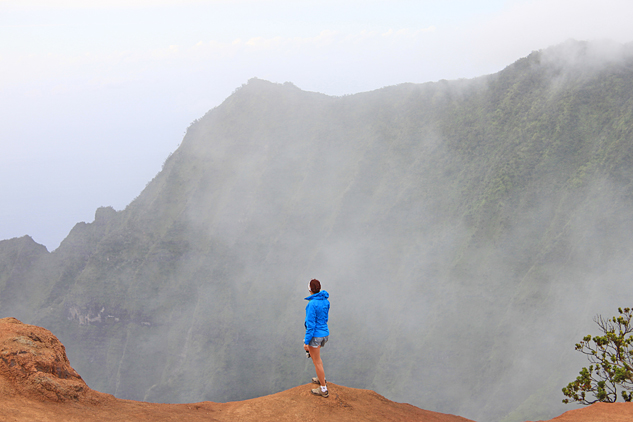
[[308, 345, 326, 387]]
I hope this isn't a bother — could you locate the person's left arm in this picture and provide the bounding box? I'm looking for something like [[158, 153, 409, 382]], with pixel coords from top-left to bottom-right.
[[304, 302, 317, 347]]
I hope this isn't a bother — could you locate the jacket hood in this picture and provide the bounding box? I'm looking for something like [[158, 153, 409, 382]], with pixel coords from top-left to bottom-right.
[[305, 290, 329, 301]]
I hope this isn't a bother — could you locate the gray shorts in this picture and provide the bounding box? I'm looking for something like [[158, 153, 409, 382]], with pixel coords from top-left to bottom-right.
[[308, 336, 329, 348]]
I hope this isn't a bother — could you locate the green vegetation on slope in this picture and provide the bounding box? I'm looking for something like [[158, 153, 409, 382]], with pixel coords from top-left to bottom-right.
[[1, 40, 633, 422]]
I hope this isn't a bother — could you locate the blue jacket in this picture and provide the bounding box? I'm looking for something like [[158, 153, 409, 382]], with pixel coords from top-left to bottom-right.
[[304, 290, 330, 345]]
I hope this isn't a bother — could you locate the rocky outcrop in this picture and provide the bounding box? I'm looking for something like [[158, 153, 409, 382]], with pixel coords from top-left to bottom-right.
[[0, 317, 104, 403]]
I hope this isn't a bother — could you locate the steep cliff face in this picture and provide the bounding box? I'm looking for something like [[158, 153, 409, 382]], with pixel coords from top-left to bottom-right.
[[2, 40, 633, 422]]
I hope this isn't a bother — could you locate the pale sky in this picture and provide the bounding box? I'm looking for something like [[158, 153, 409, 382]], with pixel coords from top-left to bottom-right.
[[1, 0, 632, 250]]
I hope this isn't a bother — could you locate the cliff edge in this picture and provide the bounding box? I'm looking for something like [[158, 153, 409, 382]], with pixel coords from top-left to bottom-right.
[[2, 317, 633, 422], [0, 317, 472, 421]]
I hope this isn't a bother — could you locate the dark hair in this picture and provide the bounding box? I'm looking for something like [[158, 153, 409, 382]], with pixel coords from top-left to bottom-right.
[[309, 279, 321, 293]]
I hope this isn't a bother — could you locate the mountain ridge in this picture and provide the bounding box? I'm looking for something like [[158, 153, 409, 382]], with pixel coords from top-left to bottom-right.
[[1, 40, 633, 422]]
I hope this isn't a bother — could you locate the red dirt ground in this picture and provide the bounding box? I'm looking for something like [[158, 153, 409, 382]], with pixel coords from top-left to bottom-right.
[[529, 402, 633, 422], [2, 317, 633, 422]]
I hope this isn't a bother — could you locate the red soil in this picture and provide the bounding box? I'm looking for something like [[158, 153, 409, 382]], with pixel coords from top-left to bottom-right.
[[2, 316, 633, 422], [529, 402, 633, 422]]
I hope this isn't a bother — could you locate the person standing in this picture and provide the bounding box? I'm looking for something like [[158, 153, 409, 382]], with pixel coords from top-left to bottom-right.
[[303, 279, 330, 397]]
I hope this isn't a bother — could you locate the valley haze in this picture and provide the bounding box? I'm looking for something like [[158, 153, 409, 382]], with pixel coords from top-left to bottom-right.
[[1, 39, 633, 422]]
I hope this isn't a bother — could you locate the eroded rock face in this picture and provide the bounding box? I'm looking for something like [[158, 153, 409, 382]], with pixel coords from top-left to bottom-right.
[[0, 317, 101, 403]]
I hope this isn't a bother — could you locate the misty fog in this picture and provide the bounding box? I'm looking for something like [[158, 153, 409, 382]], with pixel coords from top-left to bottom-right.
[[1, 40, 633, 422]]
